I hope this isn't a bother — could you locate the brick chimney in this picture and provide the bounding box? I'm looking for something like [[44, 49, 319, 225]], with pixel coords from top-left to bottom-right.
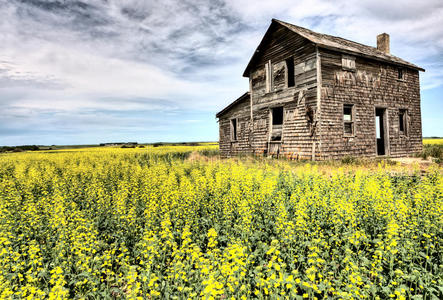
[[377, 33, 390, 54]]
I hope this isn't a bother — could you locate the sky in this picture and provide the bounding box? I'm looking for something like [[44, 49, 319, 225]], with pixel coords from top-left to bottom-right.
[[0, 0, 442, 146]]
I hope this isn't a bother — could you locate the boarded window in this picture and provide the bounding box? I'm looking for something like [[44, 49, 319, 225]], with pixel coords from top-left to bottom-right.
[[286, 57, 295, 87], [398, 68, 404, 80], [342, 55, 356, 70], [265, 60, 273, 93], [230, 118, 237, 141], [399, 109, 407, 135], [343, 104, 354, 136]]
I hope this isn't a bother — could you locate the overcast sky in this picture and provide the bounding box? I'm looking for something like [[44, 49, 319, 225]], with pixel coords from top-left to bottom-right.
[[1, 0, 442, 145]]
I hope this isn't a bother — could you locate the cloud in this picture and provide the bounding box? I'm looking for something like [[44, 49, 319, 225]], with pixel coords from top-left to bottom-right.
[[0, 0, 442, 145]]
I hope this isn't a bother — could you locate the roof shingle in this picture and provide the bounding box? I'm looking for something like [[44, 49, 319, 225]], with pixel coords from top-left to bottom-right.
[[216, 92, 249, 118], [243, 19, 424, 76]]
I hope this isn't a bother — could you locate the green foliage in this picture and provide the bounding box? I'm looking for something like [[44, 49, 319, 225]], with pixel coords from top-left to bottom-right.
[[418, 144, 443, 161], [341, 155, 358, 164]]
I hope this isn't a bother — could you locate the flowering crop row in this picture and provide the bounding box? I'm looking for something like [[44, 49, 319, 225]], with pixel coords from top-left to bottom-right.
[[0, 147, 441, 299]]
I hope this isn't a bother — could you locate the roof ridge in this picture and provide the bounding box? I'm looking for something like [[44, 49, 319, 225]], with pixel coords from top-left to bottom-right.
[[270, 18, 423, 72], [278, 20, 402, 59], [274, 19, 377, 51]]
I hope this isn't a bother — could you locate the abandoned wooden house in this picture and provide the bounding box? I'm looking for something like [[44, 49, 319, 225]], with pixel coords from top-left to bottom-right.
[[216, 19, 424, 160]]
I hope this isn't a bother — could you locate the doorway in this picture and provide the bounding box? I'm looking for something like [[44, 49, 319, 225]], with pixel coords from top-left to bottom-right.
[[375, 108, 388, 156]]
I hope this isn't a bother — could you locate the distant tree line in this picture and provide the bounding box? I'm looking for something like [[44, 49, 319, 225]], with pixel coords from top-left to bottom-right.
[[152, 142, 199, 147], [0, 145, 40, 153]]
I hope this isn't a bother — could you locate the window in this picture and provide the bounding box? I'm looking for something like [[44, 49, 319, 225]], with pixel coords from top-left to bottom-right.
[[342, 55, 356, 70], [265, 60, 273, 93], [286, 57, 295, 87], [398, 68, 404, 80], [230, 118, 237, 141], [343, 104, 354, 136], [271, 107, 283, 141], [272, 107, 283, 126], [399, 109, 407, 135]]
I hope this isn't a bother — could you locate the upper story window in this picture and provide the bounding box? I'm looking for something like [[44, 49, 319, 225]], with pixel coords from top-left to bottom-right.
[[230, 118, 238, 141], [343, 104, 354, 136], [285, 57, 295, 87], [265, 60, 273, 93], [342, 55, 356, 71], [398, 68, 404, 80]]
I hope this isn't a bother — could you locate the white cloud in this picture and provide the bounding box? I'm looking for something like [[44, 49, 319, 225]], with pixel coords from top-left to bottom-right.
[[0, 0, 442, 144], [226, 0, 443, 89]]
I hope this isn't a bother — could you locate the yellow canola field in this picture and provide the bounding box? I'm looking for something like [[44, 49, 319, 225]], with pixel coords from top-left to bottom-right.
[[423, 138, 443, 145], [0, 146, 441, 299]]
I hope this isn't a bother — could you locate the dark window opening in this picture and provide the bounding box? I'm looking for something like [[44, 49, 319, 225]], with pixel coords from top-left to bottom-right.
[[398, 68, 404, 80], [286, 57, 295, 87], [272, 107, 284, 125], [230, 119, 237, 141], [399, 109, 407, 135], [343, 104, 354, 136], [344, 123, 353, 135], [376, 108, 387, 155], [343, 105, 352, 121]]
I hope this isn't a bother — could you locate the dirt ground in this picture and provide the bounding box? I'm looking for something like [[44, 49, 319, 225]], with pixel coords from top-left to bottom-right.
[[391, 157, 434, 166]]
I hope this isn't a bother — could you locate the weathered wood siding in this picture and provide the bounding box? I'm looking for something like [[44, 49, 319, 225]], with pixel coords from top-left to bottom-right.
[[248, 26, 320, 159], [218, 22, 422, 160], [319, 48, 422, 159], [218, 98, 251, 158]]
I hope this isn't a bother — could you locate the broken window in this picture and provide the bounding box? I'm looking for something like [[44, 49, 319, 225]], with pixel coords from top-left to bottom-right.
[[230, 118, 237, 141], [399, 109, 407, 135], [398, 68, 404, 80], [265, 60, 273, 93], [286, 57, 295, 87], [271, 107, 283, 141], [343, 104, 354, 136], [272, 107, 283, 125], [342, 55, 356, 70]]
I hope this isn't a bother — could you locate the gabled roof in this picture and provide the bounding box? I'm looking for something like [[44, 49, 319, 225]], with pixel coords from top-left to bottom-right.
[[216, 92, 249, 118], [243, 19, 424, 77]]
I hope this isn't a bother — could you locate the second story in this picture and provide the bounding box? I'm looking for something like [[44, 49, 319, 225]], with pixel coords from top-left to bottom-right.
[[243, 19, 424, 108]]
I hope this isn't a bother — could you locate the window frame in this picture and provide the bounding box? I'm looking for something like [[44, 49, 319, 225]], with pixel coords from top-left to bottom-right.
[[230, 118, 238, 141], [270, 107, 284, 142], [399, 109, 408, 136], [343, 104, 355, 137]]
